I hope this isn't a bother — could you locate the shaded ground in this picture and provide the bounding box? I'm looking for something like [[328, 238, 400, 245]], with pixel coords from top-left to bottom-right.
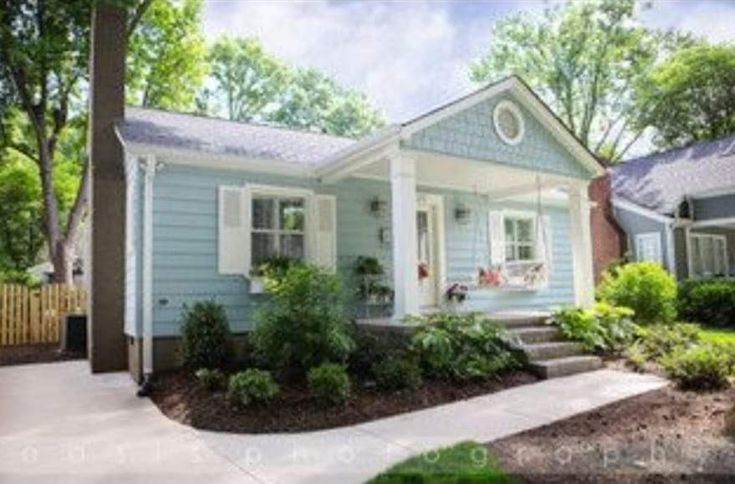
[[150, 368, 538, 433], [489, 384, 735, 484], [0, 343, 83, 366]]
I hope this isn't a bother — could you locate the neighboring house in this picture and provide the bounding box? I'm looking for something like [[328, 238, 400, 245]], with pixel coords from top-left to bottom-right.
[[600, 135, 735, 280], [118, 75, 604, 379]]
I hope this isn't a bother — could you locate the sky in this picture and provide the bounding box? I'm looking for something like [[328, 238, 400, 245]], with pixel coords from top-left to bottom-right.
[[203, 0, 735, 123]]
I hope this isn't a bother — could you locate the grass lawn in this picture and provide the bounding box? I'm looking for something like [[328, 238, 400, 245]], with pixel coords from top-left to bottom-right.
[[699, 327, 735, 344], [368, 441, 514, 484]]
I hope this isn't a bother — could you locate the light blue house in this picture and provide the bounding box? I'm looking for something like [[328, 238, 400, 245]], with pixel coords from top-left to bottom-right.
[[118, 76, 604, 376]]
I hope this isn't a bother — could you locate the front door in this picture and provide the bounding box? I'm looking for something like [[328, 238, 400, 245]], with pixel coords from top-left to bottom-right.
[[417, 196, 442, 308]]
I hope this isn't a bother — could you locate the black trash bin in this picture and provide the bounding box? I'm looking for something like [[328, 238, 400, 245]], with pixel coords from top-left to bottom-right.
[[63, 314, 87, 356]]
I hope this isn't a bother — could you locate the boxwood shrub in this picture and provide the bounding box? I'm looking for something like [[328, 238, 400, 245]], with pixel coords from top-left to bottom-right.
[[678, 279, 735, 328], [228, 369, 279, 407], [180, 300, 232, 369], [307, 363, 351, 405]]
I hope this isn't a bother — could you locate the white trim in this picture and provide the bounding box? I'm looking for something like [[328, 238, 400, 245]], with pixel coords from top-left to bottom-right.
[[685, 226, 693, 278], [634, 232, 663, 264], [141, 155, 157, 377], [249, 183, 314, 198], [689, 187, 735, 199], [493, 100, 525, 146], [568, 183, 595, 307], [611, 197, 673, 224], [691, 217, 735, 228], [317, 128, 401, 182], [416, 193, 446, 307], [665, 224, 676, 274]]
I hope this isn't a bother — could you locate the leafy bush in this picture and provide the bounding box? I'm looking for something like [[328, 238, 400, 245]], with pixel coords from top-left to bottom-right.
[[553, 303, 637, 353], [637, 323, 701, 361], [228, 369, 279, 407], [253, 264, 355, 376], [0, 270, 41, 288], [180, 300, 231, 369], [195, 368, 227, 391], [348, 326, 411, 380], [372, 354, 423, 391], [307, 363, 351, 405], [250, 256, 302, 284], [597, 261, 678, 324], [408, 313, 521, 381], [624, 342, 648, 372], [678, 279, 735, 328], [661, 344, 731, 390]]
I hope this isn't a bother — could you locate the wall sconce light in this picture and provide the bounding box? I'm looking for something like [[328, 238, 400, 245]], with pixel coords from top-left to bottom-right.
[[369, 197, 387, 217], [379, 227, 392, 245], [455, 204, 471, 224]]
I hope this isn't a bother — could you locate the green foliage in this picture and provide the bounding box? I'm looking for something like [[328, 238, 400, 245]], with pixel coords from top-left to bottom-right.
[[0, 270, 41, 288], [678, 279, 735, 328], [661, 344, 731, 391], [195, 368, 227, 391], [0, 160, 44, 271], [372, 354, 423, 391], [127, 0, 209, 111], [180, 300, 232, 369], [307, 363, 351, 405], [250, 256, 302, 286], [228, 369, 279, 407], [597, 262, 678, 324], [408, 313, 522, 381], [471, 0, 689, 162], [635, 323, 701, 361], [553, 303, 638, 353], [348, 326, 411, 379], [368, 441, 513, 484], [253, 264, 355, 375], [635, 43, 735, 149]]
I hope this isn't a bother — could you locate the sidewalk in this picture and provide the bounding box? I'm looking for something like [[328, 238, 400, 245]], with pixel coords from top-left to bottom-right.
[[0, 362, 667, 484]]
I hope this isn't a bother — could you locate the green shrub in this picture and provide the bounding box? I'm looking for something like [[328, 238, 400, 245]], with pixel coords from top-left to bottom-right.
[[637, 323, 701, 361], [408, 313, 522, 381], [553, 303, 637, 353], [0, 270, 41, 288], [372, 354, 423, 391], [307, 363, 351, 405], [348, 326, 411, 379], [195, 368, 227, 391], [678, 279, 735, 328], [661, 344, 731, 390], [597, 261, 678, 324], [624, 342, 648, 372], [253, 264, 355, 376], [180, 300, 231, 369], [228, 369, 279, 407]]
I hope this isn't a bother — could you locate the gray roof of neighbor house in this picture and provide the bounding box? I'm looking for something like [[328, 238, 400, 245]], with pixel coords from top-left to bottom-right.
[[611, 135, 735, 214], [119, 107, 356, 166]]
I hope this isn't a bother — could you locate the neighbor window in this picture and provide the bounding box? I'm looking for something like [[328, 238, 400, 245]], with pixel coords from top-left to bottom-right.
[[251, 195, 306, 265], [635, 233, 663, 264], [690, 233, 728, 278], [504, 215, 535, 262]]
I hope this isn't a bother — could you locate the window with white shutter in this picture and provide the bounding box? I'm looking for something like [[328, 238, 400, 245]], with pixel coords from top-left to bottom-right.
[[313, 194, 337, 270], [487, 211, 505, 265], [218, 185, 251, 275]]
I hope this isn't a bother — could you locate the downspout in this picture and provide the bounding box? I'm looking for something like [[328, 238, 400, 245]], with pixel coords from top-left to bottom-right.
[[137, 154, 156, 397]]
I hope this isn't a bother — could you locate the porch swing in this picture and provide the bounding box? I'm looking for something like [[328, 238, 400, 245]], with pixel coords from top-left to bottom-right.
[[459, 176, 551, 291]]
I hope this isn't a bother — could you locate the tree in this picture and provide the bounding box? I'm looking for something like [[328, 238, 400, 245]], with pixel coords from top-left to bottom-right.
[[471, 0, 687, 162], [206, 37, 385, 137], [127, 0, 208, 111], [634, 43, 735, 149], [0, 0, 152, 282]]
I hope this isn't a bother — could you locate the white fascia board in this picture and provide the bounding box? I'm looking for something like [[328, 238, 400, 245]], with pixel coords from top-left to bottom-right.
[[689, 187, 735, 199], [316, 127, 401, 182], [691, 217, 735, 228], [124, 141, 317, 178], [611, 197, 673, 225]]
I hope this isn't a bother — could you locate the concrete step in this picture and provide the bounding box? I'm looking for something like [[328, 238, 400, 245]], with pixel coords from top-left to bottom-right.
[[509, 326, 561, 344], [523, 341, 584, 361], [530, 355, 603, 379], [492, 315, 548, 329]]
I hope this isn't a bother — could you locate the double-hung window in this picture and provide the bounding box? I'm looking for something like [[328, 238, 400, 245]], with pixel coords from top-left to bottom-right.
[[504, 215, 536, 262], [251, 195, 306, 266], [690, 233, 729, 278], [635, 233, 663, 264]]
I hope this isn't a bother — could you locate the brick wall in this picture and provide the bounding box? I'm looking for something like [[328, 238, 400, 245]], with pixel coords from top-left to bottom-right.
[[589, 173, 626, 282]]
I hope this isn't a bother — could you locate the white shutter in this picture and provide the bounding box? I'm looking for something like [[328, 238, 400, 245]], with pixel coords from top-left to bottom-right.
[[488, 210, 505, 266], [218, 185, 251, 275], [312, 194, 337, 270], [537, 215, 553, 269]]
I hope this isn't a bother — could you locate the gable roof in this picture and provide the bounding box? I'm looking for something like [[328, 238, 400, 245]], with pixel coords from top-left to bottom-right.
[[119, 107, 355, 166], [611, 134, 735, 214]]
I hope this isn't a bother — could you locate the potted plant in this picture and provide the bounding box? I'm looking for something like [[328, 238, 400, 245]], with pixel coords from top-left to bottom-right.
[[444, 283, 469, 312]]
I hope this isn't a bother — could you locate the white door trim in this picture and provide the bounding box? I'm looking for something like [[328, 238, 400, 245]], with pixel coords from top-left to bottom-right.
[[416, 193, 445, 308]]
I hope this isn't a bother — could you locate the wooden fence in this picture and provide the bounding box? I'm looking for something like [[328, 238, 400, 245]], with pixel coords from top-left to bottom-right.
[[0, 284, 87, 346]]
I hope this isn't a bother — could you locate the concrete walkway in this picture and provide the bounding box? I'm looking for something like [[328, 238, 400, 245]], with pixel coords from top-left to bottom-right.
[[0, 361, 667, 484]]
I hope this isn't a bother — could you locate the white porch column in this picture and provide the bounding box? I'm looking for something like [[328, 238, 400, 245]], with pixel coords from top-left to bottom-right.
[[568, 182, 595, 307], [390, 152, 419, 320]]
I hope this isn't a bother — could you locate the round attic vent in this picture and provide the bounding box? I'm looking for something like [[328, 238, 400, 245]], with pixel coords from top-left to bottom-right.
[[493, 100, 524, 145]]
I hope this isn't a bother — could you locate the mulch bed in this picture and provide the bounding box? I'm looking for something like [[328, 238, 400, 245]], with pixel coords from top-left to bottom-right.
[[489, 379, 735, 484], [149, 368, 538, 433], [0, 343, 84, 367]]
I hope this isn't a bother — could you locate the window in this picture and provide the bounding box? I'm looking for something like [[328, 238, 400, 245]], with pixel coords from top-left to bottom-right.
[[690, 233, 729, 278], [504, 215, 535, 262], [635, 233, 663, 264], [251, 195, 306, 265], [493, 100, 525, 145]]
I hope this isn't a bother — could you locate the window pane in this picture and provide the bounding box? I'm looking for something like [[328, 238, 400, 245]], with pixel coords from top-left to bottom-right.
[[702, 237, 715, 275], [517, 219, 533, 242], [504, 219, 514, 242], [692, 237, 702, 276], [280, 198, 305, 231], [280, 234, 305, 260], [518, 245, 534, 261], [252, 232, 276, 265], [253, 198, 276, 230], [416, 211, 429, 262], [505, 244, 515, 262]]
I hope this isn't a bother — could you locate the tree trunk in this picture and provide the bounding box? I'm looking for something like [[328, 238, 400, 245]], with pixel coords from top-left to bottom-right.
[[51, 238, 74, 283]]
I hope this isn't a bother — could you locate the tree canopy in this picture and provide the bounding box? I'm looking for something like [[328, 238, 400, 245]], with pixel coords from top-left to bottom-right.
[[471, 0, 687, 162], [634, 42, 735, 149]]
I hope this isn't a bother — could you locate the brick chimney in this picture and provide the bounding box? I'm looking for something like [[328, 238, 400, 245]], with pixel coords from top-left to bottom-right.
[[87, 5, 127, 372], [588, 173, 626, 282]]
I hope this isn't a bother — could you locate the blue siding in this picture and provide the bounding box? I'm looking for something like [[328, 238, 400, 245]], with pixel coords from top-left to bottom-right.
[[693, 193, 735, 221], [404, 94, 592, 179], [613, 205, 672, 269]]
